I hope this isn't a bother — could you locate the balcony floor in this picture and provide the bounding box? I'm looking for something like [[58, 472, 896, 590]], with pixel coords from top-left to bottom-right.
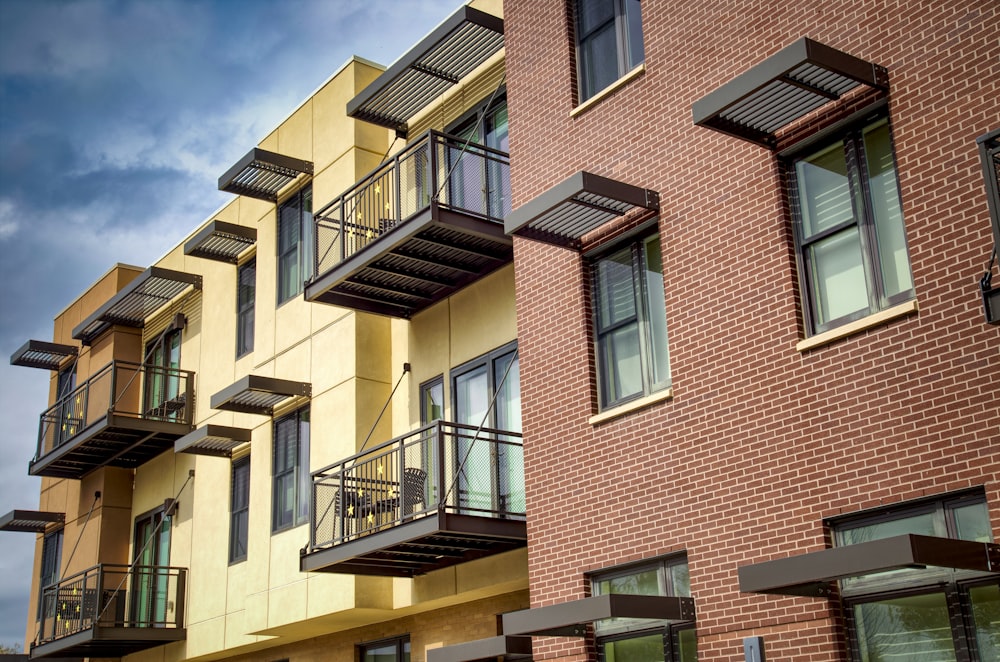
[[30, 625, 185, 659], [306, 204, 513, 318], [300, 510, 527, 577]]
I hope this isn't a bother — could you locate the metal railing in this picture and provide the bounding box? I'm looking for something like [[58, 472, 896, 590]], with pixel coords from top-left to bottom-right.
[[313, 130, 511, 279], [38, 563, 186, 644], [35, 360, 195, 462], [308, 420, 524, 553]]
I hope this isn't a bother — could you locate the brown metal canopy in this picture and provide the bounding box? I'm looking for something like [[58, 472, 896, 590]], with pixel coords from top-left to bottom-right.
[[738, 534, 1000, 598], [692, 37, 889, 149], [504, 171, 659, 249], [10, 339, 77, 370], [427, 636, 533, 662], [0, 509, 64, 533], [184, 220, 257, 264], [347, 6, 504, 133], [210, 375, 311, 416], [218, 147, 313, 202], [174, 424, 252, 457], [72, 267, 201, 345], [502, 594, 696, 638]]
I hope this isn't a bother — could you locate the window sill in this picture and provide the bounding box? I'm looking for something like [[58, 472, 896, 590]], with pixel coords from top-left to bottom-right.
[[796, 299, 919, 352], [589, 387, 673, 426], [571, 64, 646, 118]]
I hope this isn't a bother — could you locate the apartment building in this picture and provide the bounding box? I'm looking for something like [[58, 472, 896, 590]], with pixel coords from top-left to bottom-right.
[[4, 1, 529, 661], [427, 0, 1000, 661]]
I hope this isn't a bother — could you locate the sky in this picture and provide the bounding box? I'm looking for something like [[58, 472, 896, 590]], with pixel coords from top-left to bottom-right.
[[0, 0, 461, 647]]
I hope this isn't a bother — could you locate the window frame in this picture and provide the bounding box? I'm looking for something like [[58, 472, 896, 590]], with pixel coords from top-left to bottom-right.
[[590, 231, 670, 410], [271, 406, 310, 533], [229, 455, 250, 563], [236, 257, 256, 357], [574, 0, 645, 104], [420, 375, 445, 425], [450, 340, 520, 431], [786, 111, 914, 336], [276, 184, 313, 305], [37, 528, 63, 620], [358, 635, 411, 662]]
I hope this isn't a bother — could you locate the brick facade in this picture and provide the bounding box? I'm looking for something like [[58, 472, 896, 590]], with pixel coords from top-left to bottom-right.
[[504, 0, 999, 660]]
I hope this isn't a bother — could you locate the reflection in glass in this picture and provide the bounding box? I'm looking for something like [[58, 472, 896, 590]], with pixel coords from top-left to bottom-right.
[[854, 592, 955, 662]]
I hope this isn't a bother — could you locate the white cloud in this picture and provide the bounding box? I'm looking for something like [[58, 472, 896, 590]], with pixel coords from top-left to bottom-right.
[[0, 199, 17, 239]]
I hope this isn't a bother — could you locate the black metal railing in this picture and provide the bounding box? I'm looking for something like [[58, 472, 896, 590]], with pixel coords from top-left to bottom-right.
[[35, 360, 195, 462], [313, 130, 511, 279], [308, 420, 524, 553], [37, 563, 186, 644]]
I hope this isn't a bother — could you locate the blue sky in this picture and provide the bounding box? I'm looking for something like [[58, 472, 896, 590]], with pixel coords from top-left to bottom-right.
[[0, 0, 461, 646]]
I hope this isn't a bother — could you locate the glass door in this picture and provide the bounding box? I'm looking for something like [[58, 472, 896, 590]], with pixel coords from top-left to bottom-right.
[[448, 101, 508, 218], [131, 509, 171, 626], [145, 329, 181, 419], [454, 365, 492, 513]]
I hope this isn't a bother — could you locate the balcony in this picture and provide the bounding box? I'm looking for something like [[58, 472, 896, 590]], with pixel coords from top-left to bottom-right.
[[301, 421, 526, 577], [32, 563, 186, 659], [306, 130, 513, 318], [31, 360, 195, 479]]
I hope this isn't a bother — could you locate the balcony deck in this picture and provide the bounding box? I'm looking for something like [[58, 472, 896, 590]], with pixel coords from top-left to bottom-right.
[[305, 131, 513, 318], [31, 564, 186, 659], [29, 360, 195, 479], [301, 421, 526, 577]]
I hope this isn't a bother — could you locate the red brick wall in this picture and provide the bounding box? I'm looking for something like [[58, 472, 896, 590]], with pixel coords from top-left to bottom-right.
[[504, 1, 999, 660]]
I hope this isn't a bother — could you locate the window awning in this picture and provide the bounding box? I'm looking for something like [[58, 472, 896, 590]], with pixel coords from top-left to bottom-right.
[[10, 339, 77, 370], [502, 595, 696, 638], [218, 147, 313, 202], [184, 220, 257, 264], [72, 267, 202, 345], [210, 375, 311, 416], [347, 5, 504, 133], [427, 636, 533, 662], [738, 534, 1000, 598], [977, 128, 1000, 251], [692, 37, 889, 149], [0, 509, 64, 533], [174, 424, 252, 457], [504, 171, 660, 249]]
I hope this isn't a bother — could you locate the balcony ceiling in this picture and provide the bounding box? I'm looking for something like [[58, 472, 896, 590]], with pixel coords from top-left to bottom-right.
[[300, 511, 527, 577], [72, 267, 201, 345], [692, 37, 889, 149], [10, 339, 77, 370], [218, 147, 313, 202], [183, 220, 257, 264], [210, 375, 311, 416], [175, 424, 252, 457], [306, 208, 513, 318], [505, 171, 660, 249], [347, 6, 504, 133], [0, 509, 64, 533]]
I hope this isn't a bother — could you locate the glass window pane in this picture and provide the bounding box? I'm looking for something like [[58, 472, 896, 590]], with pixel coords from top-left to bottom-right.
[[969, 583, 1000, 662], [624, 0, 644, 68], [809, 227, 869, 324], [297, 410, 310, 524], [853, 592, 956, 662], [578, 0, 615, 36], [603, 634, 664, 662], [595, 247, 637, 329], [580, 23, 619, 100], [838, 512, 937, 546], [601, 325, 642, 402], [670, 563, 691, 598], [951, 501, 992, 542], [493, 351, 521, 433], [797, 141, 853, 238], [674, 626, 697, 662], [421, 379, 444, 424], [643, 237, 670, 388], [597, 568, 661, 596], [863, 122, 912, 299]]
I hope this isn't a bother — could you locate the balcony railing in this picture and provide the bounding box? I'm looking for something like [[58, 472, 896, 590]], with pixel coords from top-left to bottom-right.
[[303, 421, 527, 576], [34, 563, 186, 658], [32, 360, 195, 478], [307, 130, 513, 318]]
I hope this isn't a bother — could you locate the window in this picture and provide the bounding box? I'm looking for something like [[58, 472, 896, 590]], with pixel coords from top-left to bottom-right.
[[145, 327, 182, 419], [229, 456, 250, 563], [448, 98, 510, 219], [832, 492, 998, 661], [272, 407, 310, 531], [591, 556, 696, 662], [575, 0, 644, 103], [132, 506, 171, 626], [236, 258, 256, 356], [37, 529, 62, 620], [277, 184, 313, 304], [360, 636, 410, 662], [591, 234, 670, 409], [789, 115, 914, 336], [420, 376, 444, 424]]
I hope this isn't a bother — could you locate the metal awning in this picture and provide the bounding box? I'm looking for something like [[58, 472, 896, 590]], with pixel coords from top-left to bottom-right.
[[427, 636, 533, 662], [10, 339, 77, 370], [210, 375, 311, 416], [174, 424, 252, 457], [72, 267, 202, 345], [977, 128, 1000, 251], [347, 6, 504, 133], [738, 534, 1000, 598], [0, 509, 64, 533], [218, 147, 313, 202], [502, 595, 696, 638], [504, 171, 659, 249], [183, 220, 256, 264], [692, 37, 889, 149]]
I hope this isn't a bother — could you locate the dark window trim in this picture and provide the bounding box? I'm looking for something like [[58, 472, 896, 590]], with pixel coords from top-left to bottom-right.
[[358, 634, 411, 662], [445, 89, 507, 137], [419, 375, 445, 424], [824, 487, 986, 529], [450, 340, 519, 429], [236, 257, 256, 358], [37, 528, 63, 620], [276, 184, 313, 306], [271, 406, 310, 533], [229, 455, 250, 564], [573, 0, 645, 104]]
